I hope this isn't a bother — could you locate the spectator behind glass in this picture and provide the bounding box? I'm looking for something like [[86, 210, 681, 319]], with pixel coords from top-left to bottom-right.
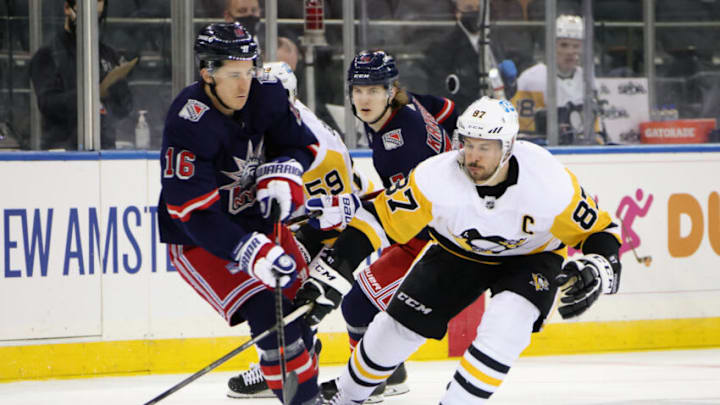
[[276, 37, 299, 71], [222, 0, 301, 60], [29, 0, 135, 150], [420, 0, 517, 112], [510, 15, 605, 145], [224, 0, 261, 37]]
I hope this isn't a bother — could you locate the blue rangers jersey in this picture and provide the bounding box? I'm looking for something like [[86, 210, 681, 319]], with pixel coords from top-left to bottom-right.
[[350, 93, 455, 249], [364, 94, 455, 188], [411, 92, 457, 136], [158, 80, 318, 261]]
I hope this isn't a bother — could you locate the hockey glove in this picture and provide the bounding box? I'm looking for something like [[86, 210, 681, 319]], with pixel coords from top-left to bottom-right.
[[256, 159, 305, 222], [292, 248, 352, 326], [304, 193, 361, 231], [235, 232, 297, 288], [554, 254, 618, 319]]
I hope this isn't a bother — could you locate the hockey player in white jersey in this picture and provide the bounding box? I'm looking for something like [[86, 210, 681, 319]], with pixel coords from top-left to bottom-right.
[[314, 97, 622, 404], [510, 15, 604, 144]]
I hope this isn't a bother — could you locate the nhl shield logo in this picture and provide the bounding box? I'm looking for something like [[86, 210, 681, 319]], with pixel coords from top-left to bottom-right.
[[179, 99, 210, 122], [382, 129, 404, 150]]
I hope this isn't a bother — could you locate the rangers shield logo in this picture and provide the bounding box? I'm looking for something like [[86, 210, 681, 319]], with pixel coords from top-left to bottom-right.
[[382, 129, 404, 150], [179, 99, 210, 122]]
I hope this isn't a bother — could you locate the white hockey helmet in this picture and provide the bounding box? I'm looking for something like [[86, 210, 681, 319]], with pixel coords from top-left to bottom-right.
[[455, 97, 519, 168], [556, 15, 584, 40], [262, 61, 297, 101]]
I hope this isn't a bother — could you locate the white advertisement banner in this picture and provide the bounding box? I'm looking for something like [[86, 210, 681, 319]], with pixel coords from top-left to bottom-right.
[[596, 78, 650, 144], [1, 149, 719, 344]]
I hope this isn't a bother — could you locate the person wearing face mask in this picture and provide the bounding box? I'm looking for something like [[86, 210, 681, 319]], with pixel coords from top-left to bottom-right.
[[224, 0, 262, 38], [29, 0, 135, 150], [510, 14, 604, 145], [421, 0, 517, 113]]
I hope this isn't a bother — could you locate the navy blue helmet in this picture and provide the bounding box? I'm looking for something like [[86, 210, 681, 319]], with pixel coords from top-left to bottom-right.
[[194, 22, 259, 70], [347, 50, 399, 89]]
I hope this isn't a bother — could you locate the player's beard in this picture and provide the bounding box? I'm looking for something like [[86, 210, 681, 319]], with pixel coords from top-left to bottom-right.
[[466, 161, 495, 182], [460, 152, 501, 184]]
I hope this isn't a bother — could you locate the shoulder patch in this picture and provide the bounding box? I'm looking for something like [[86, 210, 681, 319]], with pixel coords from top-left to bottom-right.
[[179, 99, 210, 122], [382, 129, 404, 150]]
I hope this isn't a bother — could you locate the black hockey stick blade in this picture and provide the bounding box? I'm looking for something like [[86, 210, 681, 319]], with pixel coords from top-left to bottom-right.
[[143, 304, 311, 405]]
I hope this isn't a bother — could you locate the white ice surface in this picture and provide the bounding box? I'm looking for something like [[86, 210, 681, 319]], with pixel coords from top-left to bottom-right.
[[1, 348, 719, 404]]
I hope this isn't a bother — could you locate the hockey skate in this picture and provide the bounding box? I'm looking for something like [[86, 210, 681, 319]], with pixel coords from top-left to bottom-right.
[[384, 362, 409, 396], [227, 339, 323, 398], [320, 378, 385, 404], [227, 362, 275, 398], [323, 390, 366, 405]]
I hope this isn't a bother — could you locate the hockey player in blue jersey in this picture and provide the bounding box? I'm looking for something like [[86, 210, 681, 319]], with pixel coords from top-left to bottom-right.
[[291, 50, 458, 401], [226, 61, 378, 400], [157, 22, 323, 405], [349, 50, 456, 188]]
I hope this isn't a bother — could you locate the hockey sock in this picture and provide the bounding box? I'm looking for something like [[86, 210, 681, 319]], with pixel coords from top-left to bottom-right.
[[338, 312, 425, 402], [239, 291, 320, 404], [341, 283, 380, 350], [259, 339, 320, 405], [440, 291, 539, 404]]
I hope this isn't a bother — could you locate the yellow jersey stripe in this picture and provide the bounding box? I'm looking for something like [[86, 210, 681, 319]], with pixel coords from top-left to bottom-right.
[[348, 216, 384, 251]]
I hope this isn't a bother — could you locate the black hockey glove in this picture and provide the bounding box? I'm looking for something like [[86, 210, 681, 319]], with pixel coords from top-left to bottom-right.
[[554, 254, 619, 319], [293, 248, 352, 326]]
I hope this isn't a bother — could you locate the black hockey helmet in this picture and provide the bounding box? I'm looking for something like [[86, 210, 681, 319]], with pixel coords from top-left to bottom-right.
[[347, 50, 399, 89], [194, 22, 259, 71]]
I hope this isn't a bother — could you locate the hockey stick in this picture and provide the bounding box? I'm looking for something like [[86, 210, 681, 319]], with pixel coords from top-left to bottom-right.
[[270, 201, 299, 405], [286, 188, 385, 227], [143, 304, 311, 405]]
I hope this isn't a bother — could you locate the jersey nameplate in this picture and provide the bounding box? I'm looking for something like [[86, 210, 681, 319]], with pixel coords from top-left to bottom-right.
[[179, 99, 210, 122], [382, 129, 404, 150]]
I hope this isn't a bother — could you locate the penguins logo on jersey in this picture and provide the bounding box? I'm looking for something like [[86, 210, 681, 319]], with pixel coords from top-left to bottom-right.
[[219, 139, 265, 214], [529, 273, 550, 291], [452, 228, 528, 254]]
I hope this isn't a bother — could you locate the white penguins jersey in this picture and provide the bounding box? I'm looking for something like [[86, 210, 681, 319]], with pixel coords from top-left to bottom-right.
[[296, 99, 376, 197], [365, 141, 620, 261], [510, 63, 593, 133], [296, 99, 389, 248]]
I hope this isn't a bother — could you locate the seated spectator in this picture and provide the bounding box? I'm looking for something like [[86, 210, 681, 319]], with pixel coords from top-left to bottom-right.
[[29, 0, 134, 150], [510, 14, 605, 145]]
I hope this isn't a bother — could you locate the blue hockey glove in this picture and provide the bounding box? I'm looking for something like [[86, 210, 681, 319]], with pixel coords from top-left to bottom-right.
[[235, 232, 297, 288]]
